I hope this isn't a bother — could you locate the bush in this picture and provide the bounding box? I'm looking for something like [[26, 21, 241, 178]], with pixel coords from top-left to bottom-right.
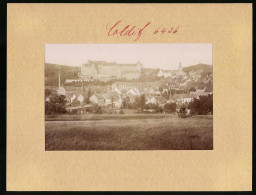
[[187, 94, 213, 115], [120, 109, 124, 114], [178, 105, 187, 118], [45, 89, 52, 97], [71, 98, 80, 106], [45, 94, 67, 114], [155, 106, 163, 113], [144, 103, 164, 113], [91, 104, 103, 114], [71, 109, 79, 114], [163, 103, 177, 113]]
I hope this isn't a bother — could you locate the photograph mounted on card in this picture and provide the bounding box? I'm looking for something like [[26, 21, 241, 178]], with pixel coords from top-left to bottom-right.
[[45, 43, 213, 150]]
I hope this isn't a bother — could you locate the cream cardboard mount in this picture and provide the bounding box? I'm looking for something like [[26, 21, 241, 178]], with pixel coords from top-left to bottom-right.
[[7, 4, 252, 191]]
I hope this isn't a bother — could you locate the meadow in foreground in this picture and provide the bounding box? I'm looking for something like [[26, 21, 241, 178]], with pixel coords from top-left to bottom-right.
[[45, 115, 213, 150]]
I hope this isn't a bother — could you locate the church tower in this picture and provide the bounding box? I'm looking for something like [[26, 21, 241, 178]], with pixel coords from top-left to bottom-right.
[[178, 60, 182, 71]]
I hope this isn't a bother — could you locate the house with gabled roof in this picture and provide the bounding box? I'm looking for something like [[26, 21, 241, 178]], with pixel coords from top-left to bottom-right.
[[77, 94, 85, 104], [173, 94, 199, 104], [56, 86, 66, 96], [146, 96, 168, 107], [158, 69, 173, 78], [127, 87, 140, 96], [111, 81, 134, 92], [89, 94, 105, 106], [112, 87, 122, 95]]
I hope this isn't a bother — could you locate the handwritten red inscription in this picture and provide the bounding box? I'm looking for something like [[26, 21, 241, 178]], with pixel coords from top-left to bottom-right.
[[153, 26, 179, 34], [106, 20, 179, 41], [106, 20, 151, 41]]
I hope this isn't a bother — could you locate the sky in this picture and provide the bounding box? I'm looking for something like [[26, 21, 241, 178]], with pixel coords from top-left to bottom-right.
[[45, 44, 212, 70]]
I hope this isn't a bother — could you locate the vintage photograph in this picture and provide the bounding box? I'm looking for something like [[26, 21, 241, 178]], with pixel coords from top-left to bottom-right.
[[45, 44, 213, 150]]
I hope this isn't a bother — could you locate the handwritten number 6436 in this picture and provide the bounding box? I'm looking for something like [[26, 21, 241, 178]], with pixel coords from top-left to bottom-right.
[[153, 26, 179, 34]]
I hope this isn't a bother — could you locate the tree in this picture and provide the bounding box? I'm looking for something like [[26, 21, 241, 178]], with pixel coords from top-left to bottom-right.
[[208, 94, 213, 114], [122, 96, 130, 109], [45, 89, 52, 97], [140, 94, 146, 112], [82, 81, 86, 92], [163, 103, 177, 113], [134, 96, 140, 109], [144, 104, 150, 110], [189, 87, 196, 92], [187, 94, 213, 115], [91, 104, 102, 114], [111, 95, 114, 109], [148, 103, 158, 110], [45, 94, 67, 114], [71, 98, 80, 106], [178, 104, 187, 118], [155, 106, 163, 113], [85, 89, 92, 104], [120, 109, 124, 114]]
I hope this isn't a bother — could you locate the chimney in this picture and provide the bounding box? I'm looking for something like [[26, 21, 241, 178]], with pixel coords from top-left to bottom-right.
[[58, 65, 61, 88]]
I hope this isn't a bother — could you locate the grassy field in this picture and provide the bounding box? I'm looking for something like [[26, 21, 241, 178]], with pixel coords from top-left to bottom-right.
[[45, 112, 213, 121], [45, 115, 213, 150]]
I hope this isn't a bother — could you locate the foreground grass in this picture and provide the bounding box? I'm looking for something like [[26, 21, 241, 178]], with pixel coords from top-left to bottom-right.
[[45, 115, 213, 150], [45, 113, 213, 121]]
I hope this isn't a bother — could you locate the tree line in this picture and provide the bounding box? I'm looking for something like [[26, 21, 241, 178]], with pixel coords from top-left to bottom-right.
[[45, 89, 213, 115]]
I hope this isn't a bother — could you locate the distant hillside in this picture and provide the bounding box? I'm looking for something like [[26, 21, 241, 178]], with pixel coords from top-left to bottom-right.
[[45, 63, 80, 86], [139, 68, 160, 81], [182, 63, 213, 74], [141, 68, 160, 76]]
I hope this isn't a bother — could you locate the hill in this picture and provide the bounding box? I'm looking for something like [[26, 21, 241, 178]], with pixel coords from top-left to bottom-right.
[[141, 68, 159, 77], [182, 63, 213, 74], [45, 63, 80, 86], [45, 63, 213, 86]]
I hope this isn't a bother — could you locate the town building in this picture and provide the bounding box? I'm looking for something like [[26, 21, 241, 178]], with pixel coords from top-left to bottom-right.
[[90, 94, 106, 106], [111, 81, 135, 92], [173, 94, 199, 104], [145, 96, 168, 107], [126, 87, 140, 96], [64, 79, 81, 84], [157, 61, 186, 78], [56, 86, 66, 96]]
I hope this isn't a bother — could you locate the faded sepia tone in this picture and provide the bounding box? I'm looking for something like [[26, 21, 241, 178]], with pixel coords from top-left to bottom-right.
[[45, 43, 213, 150], [7, 3, 252, 191]]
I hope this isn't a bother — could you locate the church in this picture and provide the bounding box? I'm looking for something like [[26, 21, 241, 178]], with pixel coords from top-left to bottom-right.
[[80, 60, 143, 82], [157, 61, 186, 78]]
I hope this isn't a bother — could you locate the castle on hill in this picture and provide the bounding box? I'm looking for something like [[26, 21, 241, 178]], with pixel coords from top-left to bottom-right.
[[80, 60, 143, 82]]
